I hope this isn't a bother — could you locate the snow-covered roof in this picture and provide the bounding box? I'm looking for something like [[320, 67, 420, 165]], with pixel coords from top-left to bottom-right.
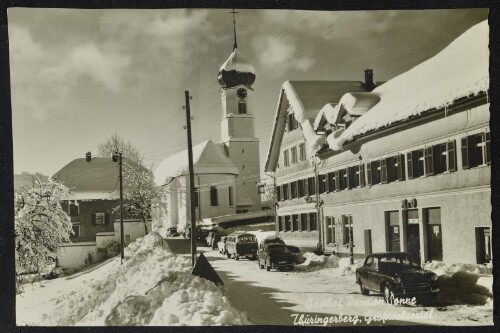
[[154, 140, 239, 186], [328, 20, 489, 151], [219, 48, 255, 74], [51, 157, 142, 199], [264, 80, 368, 172]]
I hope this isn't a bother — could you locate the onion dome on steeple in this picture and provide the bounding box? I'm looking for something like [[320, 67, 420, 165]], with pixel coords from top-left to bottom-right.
[[217, 49, 256, 89], [217, 8, 256, 89]]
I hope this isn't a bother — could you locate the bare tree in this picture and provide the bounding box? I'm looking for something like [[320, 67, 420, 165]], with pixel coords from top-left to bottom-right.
[[97, 132, 142, 163]]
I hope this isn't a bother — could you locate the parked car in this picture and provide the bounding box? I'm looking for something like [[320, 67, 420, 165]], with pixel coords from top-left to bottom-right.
[[258, 243, 296, 271], [225, 233, 258, 260], [218, 236, 228, 254], [183, 225, 202, 239], [259, 237, 286, 250], [286, 245, 301, 264], [206, 231, 218, 247], [166, 227, 179, 237], [210, 232, 224, 250], [355, 252, 439, 305]]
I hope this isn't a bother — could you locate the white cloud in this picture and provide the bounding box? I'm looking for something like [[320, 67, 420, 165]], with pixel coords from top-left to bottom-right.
[[253, 36, 315, 72]]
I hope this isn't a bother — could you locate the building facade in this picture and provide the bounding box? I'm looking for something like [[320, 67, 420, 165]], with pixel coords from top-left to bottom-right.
[[264, 21, 490, 264]]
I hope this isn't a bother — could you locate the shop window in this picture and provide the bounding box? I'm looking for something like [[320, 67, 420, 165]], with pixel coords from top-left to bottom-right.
[[210, 186, 218, 206], [385, 211, 400, 252], [462, 132, 490, 169]]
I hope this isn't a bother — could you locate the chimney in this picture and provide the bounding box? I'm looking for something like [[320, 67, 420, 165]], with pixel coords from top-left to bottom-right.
[[85, 152, 92, 161], [364, 69, 374, 92]]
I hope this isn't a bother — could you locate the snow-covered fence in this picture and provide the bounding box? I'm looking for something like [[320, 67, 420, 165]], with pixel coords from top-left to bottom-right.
[[58, 242, 97, 273]]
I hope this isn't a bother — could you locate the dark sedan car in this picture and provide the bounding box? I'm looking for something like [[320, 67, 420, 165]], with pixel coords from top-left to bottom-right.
[[355, 252, 439, 305], [258, 243, 296, 271]]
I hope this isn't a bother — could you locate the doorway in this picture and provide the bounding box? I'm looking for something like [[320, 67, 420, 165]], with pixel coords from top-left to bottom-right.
[[475, 227, 491, 264], [406, 209, 420, 261], [426, 208, 443, 261]]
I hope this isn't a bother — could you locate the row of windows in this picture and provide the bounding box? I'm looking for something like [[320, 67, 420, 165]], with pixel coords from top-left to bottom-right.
[[283, 142, 307, 167], [278, 212, 318, 232], [325, 215, 353, 246], [277, 133, 490, 201], [193, 186, 234, 207]]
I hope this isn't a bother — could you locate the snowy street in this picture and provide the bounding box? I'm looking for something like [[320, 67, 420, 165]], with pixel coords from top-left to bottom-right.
[[202, 248, 493, 326]]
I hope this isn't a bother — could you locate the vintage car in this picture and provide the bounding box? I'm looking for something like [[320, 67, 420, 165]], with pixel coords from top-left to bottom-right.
[[166, 227, 179, 237], [259, 237, 286, 250], [225, 233, 258, 260], [355, 252, 439, 304], [210, 233, 223, 250], [183, 225, 202, 239], [258, 243, 296, 271], [218, 236, 227, 254]]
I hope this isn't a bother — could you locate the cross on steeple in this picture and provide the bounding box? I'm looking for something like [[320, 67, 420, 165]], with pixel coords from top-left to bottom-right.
[[230, 8, 238, 51]]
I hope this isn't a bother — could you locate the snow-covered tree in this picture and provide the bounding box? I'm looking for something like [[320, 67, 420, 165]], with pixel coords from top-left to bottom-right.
[[97, 132, 142, 162], [14, 179, 73, 291], [117, 162, 164, 234]]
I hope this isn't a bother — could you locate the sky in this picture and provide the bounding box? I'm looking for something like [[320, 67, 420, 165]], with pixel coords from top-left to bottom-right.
[[8, 8, 488, 177]]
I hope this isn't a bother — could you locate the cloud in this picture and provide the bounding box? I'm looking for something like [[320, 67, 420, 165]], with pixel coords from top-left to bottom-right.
[[40, 43, 131, 94]]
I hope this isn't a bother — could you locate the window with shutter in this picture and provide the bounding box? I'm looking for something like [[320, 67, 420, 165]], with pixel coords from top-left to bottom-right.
[[276, 186, 281, 201], [381, 159, 387, 183], [485, 132, 490, 165], [327, 172, 335, 191], [461, 137, 469, 169], [95, 212, 105, 225], [319, 174, 326, 193], [367, 162, 372, 185], [447, 141, 457, 171], [360, 163, 365, 187], [407, 152, 413, 179], [433, 144, 447, 175], [424, 147, 434, 176], [307, 177, 315, 196], [397, 154, 405, 181], [291, 181, 298, 199]]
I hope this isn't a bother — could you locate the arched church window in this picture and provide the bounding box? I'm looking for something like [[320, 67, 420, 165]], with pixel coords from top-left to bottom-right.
[[238, 99, 247, 114]]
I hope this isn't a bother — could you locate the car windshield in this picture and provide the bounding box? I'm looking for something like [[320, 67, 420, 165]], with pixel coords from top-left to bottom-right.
[[267, 245, 289, 253], [238, 235, 256, 243], [378, 254, 421, 270]]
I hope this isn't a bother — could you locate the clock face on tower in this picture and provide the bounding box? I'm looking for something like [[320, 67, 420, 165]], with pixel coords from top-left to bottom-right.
[[237, 88, 247, 99]]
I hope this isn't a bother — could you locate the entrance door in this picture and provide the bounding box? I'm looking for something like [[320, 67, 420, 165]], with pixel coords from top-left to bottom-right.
[[426, 208, 443, 261], [476, 227, 491, 264], [406, 209, 420, 261], [364, 229, 372, 255], [386, 211, 400, 252]]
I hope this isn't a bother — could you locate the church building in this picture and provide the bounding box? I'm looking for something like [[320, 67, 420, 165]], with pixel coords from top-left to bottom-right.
[[154, 14, 262, 229]]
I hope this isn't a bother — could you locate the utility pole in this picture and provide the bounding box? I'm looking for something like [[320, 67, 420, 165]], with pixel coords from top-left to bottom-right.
[[118, 152, 124, 264], [314, 157, 323, 253], [185, 90, 197, 267]]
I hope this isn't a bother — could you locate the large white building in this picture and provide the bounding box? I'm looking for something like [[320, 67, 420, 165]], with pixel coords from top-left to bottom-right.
[[264, 20, 490, 265], [154, 27, 262, 229]]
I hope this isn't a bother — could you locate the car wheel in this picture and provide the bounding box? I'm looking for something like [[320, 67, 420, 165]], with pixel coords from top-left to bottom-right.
[[266, 261, 271, 271], [383, 285, 395, 304], [235, 254, 239, 261], [251, 255, 257, 261], [227, 252, 231, 259], [359, 281, 369, 296]]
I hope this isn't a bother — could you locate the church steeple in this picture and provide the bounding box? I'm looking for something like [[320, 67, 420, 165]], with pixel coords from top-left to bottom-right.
[[231, 8, 238, 51], [217, 9, 256, 89]]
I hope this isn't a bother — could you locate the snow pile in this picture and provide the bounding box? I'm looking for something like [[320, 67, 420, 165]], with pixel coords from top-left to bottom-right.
[[42, 231, 249, 326], [424, 260, 493, 305], [337, 257, 363, 276], [296, 252, 340, 271], [330, 20, 489, 150]]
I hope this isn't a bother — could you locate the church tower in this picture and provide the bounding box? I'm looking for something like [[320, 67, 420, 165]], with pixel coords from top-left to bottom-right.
[[217, 10, 261, 213]]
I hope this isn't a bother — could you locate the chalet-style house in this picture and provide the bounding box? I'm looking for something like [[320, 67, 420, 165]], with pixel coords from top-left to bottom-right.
[[264, 21, 490, 265], [154, 32, 262, 229], [51, 152, 151, 271]]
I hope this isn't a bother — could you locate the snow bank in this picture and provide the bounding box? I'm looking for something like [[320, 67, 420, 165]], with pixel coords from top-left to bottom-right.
[[42, 231, 249, 326], [424, 260, 493, 305]]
